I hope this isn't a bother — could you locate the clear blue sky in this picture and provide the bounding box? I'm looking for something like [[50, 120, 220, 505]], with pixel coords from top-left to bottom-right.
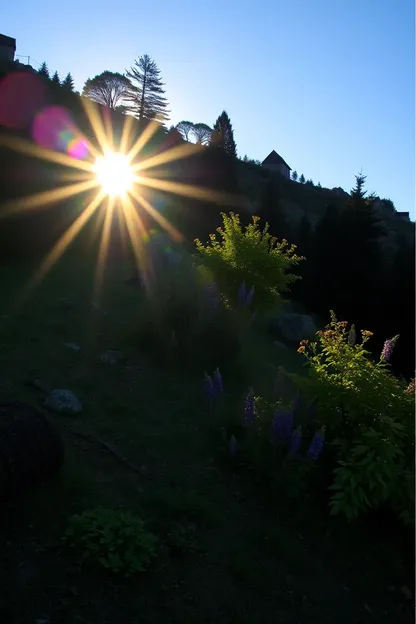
[[3, 0, 415, 215]]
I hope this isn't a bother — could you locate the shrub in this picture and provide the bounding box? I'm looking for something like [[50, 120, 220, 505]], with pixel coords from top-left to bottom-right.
[[195, 212, 303, 312], [292, 313, 415, 525], [64, 508, 157, 575]]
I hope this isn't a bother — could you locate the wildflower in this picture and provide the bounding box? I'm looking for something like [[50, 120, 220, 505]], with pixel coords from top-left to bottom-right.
[[339, 321, 348, 327], [204, 373, 215, 400], [229, 435, 238, 457], [244, 388, 256, 424], [306, 430, 325, 461], [297, 346, 306, 354], [300, 340, 309, 346], [361, 330, 374, 338], [213, 368, 223, 394], [238, 281, 247, 305], [245, 286, 255, 307], [348, 324, 356, 346], [271, 410, 294, 445], [380, 335, 399, 362], [288, 428, 302, 455]]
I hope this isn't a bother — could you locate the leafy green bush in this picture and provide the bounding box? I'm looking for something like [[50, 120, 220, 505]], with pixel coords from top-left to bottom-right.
[[195, 212, 303, 312], [292, 313, 415, 525], [64, 508, 157, 575]]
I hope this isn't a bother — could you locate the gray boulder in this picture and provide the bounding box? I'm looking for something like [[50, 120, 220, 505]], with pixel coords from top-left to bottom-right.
[[272, 313, 317, 343], [44, 389, 82, 414]]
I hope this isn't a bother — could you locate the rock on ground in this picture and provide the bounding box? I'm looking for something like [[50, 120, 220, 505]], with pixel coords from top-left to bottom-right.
[[44, 389, 82, 414]]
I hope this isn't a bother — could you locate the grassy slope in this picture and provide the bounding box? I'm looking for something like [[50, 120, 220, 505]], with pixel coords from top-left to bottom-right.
[[0, 257, 412, 624]]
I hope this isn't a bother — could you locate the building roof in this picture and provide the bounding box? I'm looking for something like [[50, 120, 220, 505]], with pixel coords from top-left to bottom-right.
[[262, 150, 291, 170], [0, 34, 16, 49]]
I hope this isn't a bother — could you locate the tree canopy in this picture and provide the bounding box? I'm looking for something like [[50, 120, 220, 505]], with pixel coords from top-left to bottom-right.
[[82, 71, 131, 110]]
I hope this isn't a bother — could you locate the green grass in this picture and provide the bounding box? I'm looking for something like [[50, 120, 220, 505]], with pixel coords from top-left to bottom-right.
[[0, 256, 412, 623]]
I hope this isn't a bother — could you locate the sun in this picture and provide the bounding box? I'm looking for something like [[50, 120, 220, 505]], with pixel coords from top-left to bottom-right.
[[94, 151, 134, 197]]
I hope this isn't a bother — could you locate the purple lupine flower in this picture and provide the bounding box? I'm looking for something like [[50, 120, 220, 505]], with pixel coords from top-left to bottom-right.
[[380, 336, 398, 362], [244, 286, 255, 307], [288, 428, 302, 455], [204, 373, 215, 400], [238, 281, 247, 305], [229, 435, 238, 457], [213, 368, 223, 394], [244, 388, 256, 424], [306, 430, 325, 461], [271, 410, 294, 445], [348, 324, 356, 346]]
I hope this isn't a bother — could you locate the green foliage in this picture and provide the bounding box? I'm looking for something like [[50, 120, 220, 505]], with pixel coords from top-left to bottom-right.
[[52, 71, 60, 85], [291, 170, 298, 181], [64, 508, 157, 576], [293, 313, 415, 525], [299, 174, 305, 184], [195, 212, 303, 312]]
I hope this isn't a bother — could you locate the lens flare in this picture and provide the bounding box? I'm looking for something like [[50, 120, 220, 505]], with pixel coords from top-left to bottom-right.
[[94, 151, 134, 197]]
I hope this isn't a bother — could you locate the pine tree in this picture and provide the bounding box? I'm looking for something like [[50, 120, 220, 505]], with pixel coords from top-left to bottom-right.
[[292, 170, 298, 182], [52, 71, 60, 85], [126, 54, 170, 123], [299, 174, 305, 184], [62, 72, 75, 92], [38, 62, 50, 79], [211, 111, 237, 157]]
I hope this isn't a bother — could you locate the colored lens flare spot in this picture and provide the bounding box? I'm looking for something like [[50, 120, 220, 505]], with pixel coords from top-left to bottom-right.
[[32, 105, 89, 159]]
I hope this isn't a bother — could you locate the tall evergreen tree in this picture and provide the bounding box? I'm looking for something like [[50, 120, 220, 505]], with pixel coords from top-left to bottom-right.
[[211, 111, 237, 157], [299, 173, 305, 184], [125, 54, 170, 124], [38, 62, 50, 78], [52, 71, 60, 85], [62, 72, 75, 92], [292, 170, 298, 181]]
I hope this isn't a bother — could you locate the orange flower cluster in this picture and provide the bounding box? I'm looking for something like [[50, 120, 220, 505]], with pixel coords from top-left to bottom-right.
[[297, 346, 306, 353], [361, 330, 374, 337]]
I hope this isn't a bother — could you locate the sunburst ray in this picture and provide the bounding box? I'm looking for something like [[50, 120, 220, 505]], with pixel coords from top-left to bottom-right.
[[0, 133, 94, 172], [93, 196, 115, 303], [129, 186, 183, 242], [17, 190, 105, 304], [135, 175, 242, 207], [0, 179, 99, 218], [132, 142, 201, 173]]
